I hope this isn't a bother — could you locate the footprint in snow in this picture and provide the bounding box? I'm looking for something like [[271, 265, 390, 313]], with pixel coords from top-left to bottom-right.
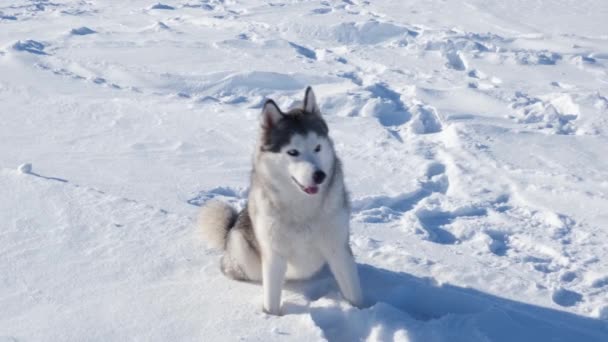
[[445, 49, 467, 71], [509, 92, 579, 135], [311, 8, 332, 14], [415, 206, 487, 245], [591, 276, 608, 289], [352, 162, 448, 224], [149, 3, 175, 10], [485, 230, 510, 256], [408, 105, 442, 134], [70, 27, 96, 35], [516, 51, 562, 65], [362, 83, 410, 127], [182, 3, 214, 10], [1, 13, 18, 20], [187, 186, 246, 208], [552, 288, 583, 307], [289, 42, 316, 60], [560, 271, 577, 283], [13, 40, 47, 55], [337, 71, 363, 86]]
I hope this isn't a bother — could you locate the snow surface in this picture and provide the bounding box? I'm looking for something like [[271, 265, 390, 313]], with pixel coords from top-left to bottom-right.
[[1, 0, 608, 341]]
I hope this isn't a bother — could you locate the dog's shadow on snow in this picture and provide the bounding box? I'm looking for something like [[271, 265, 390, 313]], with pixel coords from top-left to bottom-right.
[[283, 264, 608, 342]]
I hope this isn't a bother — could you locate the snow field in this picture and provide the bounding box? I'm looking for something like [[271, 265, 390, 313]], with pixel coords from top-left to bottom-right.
[[1, 0, 608, 341]]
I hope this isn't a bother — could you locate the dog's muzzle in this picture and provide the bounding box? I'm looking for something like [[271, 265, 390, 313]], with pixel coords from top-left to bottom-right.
[[291, 176, 319, 195]]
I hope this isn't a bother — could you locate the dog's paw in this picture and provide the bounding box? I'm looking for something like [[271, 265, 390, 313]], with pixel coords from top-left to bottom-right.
[[346, 295, 369, 310], [262, 306, 282, 316]]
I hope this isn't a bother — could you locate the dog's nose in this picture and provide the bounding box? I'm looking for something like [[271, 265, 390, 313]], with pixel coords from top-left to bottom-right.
[[313, 170, 326, 185]]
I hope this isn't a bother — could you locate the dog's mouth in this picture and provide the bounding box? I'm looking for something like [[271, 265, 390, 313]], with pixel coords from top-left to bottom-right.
[[291, 177, 318, 195]]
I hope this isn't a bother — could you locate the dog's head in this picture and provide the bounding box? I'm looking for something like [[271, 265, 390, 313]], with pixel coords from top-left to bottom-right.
[[258, 87, 334, 196]]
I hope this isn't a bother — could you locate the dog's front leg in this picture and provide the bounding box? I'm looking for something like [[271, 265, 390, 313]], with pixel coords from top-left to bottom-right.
[[262, 251, 287, 315], [323, 244, 363, 308]]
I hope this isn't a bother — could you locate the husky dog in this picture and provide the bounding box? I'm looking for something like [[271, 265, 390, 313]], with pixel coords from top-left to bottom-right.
[[199, 87, 363, 315]]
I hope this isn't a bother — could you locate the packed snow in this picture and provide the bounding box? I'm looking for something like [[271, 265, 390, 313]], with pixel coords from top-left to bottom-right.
[[1, 0, 608, 341]]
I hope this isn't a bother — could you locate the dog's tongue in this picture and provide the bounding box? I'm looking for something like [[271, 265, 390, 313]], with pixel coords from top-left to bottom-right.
[[304, 186, 319, 195]]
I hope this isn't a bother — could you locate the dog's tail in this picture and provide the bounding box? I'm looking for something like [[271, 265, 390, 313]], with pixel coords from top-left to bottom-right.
[[198, 200, 238, 250]]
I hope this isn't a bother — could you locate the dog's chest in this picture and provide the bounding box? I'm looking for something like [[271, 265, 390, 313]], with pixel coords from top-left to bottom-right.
[[272, 219, 326, 278], [260, 212, 325, 256], [271, 217, 318, 247]]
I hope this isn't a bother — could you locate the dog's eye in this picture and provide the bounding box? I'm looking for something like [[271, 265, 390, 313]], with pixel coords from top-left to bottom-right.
[[287, 149, 299, 157], [314, 145, 321, 153]]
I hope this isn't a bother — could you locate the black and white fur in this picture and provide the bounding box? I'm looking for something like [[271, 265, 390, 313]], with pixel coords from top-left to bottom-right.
[[199, 87, 363, 315]]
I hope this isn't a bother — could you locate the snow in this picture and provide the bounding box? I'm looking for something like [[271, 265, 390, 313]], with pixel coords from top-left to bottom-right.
[[17, 163, 32, 174], [1, 0, 608, 341]]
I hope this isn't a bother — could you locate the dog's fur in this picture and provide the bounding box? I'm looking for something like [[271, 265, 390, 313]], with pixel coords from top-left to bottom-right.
[[199, 87, 363, 315]]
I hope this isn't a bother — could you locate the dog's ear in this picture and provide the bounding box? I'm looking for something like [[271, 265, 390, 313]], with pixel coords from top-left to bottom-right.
[[303, 86, 321, 116], [261, 99, 283, 128]]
